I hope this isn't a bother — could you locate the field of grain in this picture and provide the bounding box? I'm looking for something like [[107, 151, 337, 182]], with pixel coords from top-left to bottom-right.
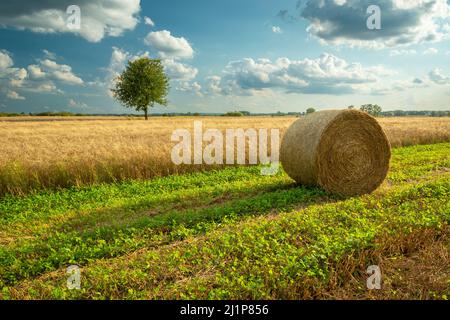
[[1, 116, 449, 196]]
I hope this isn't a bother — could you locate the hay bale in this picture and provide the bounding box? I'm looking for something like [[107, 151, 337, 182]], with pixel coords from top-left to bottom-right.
[[280, 109, 391, 196]]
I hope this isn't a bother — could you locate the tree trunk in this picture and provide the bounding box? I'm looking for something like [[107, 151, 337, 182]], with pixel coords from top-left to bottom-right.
[[144, 107, 148, 120]]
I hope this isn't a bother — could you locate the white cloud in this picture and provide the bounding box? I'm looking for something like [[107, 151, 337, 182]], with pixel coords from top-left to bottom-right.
[[290, 0, 450, 48], [52, 70, 83, 85], [429, 68, 450, 84], [0, 52, 31, 97], [42, 49, 56, 60], [35, 81, 58, 92], [0, 49, 81, 97], [161, 58, 201, 94], [272, 26, 282, 34], [18, 80, 61, 94], [144, 16, 155, 27], [215, 53, 390, 95], [39, 59, 83, 85], [177, 81, 203, 96], [367, 77, 428, 95], [144, 30, 194, 59], [68, 98, 88, 109], [28, 64, 46, 79], [0, 0, 141, 43], [99, 47, 130, 95], [162, 59, 198, 81], [389, 49, 417, 56], [423, 47, 438, 55], [9, 68, 28, 87], [0, 51, 13, 71], [109, 47, 130, 73], [6, 90, 25, 100], [205, 76, 224, 94]]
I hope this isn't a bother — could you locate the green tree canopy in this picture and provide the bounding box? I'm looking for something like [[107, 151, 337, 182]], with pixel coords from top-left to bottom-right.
[[112, 58, 170, 120], [360, 104, 382, 117], [306, 107, 316, 114]]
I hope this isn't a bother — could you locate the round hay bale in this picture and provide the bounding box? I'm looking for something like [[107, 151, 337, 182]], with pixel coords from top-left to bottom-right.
[[280, 109, 391, 196]]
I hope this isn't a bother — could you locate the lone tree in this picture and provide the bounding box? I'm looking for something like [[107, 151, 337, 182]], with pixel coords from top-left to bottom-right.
[[306, 107, 316, 114], [360, 104, 382, 117], [112, 57, 169, 120]]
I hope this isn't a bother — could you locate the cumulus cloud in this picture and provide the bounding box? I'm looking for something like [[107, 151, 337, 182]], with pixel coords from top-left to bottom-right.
[[34, 81, 58, 93], [0, 51, 13, 71], [429, 68, 450, 84], [6, 90, 25, 100], [282, 0, 450, 48], [205, 76, 224, 95], [272, 26, 282, 34], [0, 0, 141, 42], [144, 16, 155, 27], [177, 81, 203, 96], [110, 47, 130, 70], [9, 68, 28, 87], [142, 28, 197, 87], [52, 69, 83, 85], [28, 64, 46, 79], [97, 47, 131, 95], [211, 53, 391, 95], [0, 49, 81, 99], [162, 59, 198, 81], [144, 30, 194, 59], [42, 49, 56, 60], [39, 59, 83, 85], [161, 58, 201, 95], [0, 51, 28, 98]]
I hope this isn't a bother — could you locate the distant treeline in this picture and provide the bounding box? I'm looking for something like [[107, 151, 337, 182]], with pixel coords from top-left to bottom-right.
[[380, 110, 450, 117], [1, 110, 449, 117], [0, 111, 89, 117], [159, 110, 450, 117]]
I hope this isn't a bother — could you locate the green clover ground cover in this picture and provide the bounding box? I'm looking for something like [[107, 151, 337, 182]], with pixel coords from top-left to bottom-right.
[[0, 142, 449, 299]]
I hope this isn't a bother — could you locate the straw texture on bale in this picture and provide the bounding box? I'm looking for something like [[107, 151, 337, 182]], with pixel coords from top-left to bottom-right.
[[280, 109, 391, 196]]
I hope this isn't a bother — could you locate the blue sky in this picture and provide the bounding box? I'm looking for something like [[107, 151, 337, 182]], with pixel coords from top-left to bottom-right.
[[0, 0, 449, 114]]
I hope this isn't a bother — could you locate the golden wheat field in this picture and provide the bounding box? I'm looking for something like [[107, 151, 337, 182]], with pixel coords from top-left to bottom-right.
[[1, 116, 449, 195]]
